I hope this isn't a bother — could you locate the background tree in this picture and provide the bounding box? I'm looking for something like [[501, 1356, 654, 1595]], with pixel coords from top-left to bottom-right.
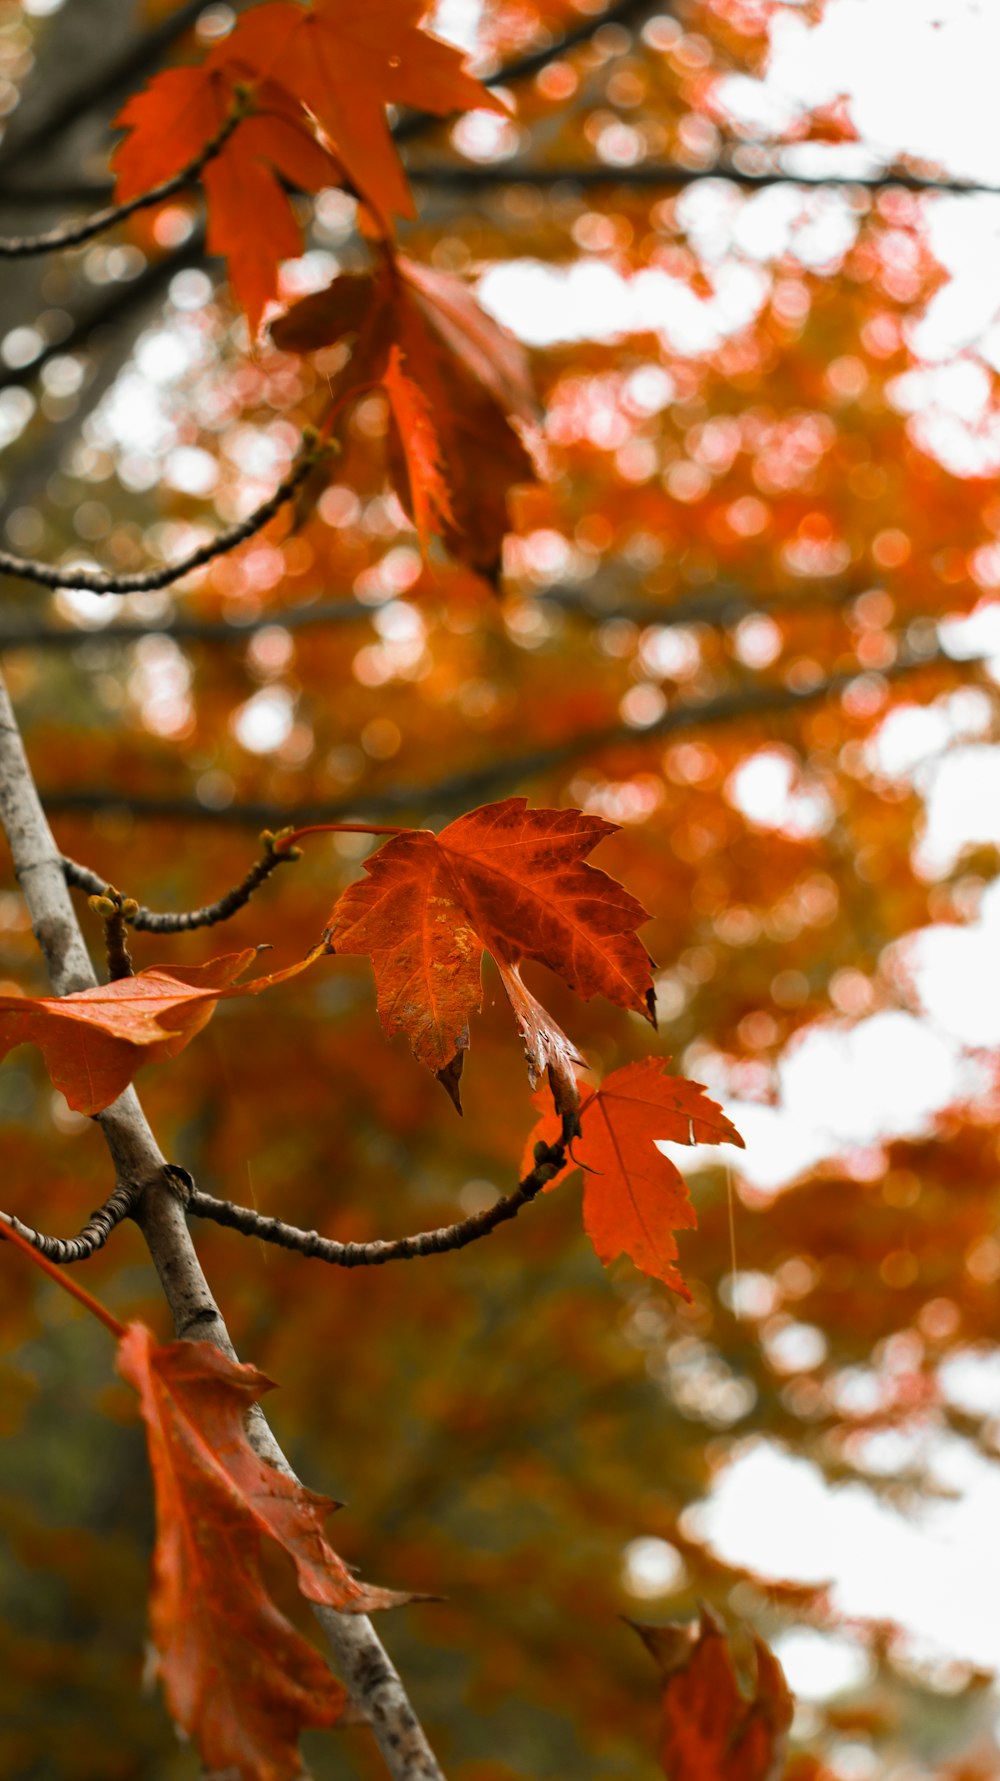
[[0, 1, 998, 1777]]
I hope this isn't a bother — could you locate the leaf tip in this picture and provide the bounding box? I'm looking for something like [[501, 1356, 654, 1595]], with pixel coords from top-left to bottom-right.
[[436, 1053, 465, 1114]]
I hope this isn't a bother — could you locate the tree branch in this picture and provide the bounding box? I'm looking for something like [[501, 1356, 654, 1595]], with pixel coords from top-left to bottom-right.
[[407, 159, 1000, 198], [12, 153, 995, 210], [0, 235, 205, 399], [9, 153, 991, 211], [0, 666, 446, 1781], [39, 640, 975, 828], [0, 579, 850, 652], [188, 1140, 568, 1267], [0, 594, 367, 652], [0, 445, 319, 594], [62, 831, 299, 932], [0, 1182, 138, 1263], [0, 108, 241, 258], [395, 0, 657, 149]]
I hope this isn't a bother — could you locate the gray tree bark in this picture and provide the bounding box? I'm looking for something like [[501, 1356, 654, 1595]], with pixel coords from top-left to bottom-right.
[[0, 664, 446, 1780]]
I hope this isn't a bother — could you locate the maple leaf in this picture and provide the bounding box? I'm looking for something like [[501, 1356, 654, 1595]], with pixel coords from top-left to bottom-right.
[[324, 798, 656, 1118], [224, 0, 506, 230], [271, 251, 537, 577], [524, 1059, 743, 1298], [117, 1324, 410, 1781], [0, 949, 319, 1116], [629, 1608, 793, 1781], [112, 59, 341, 331], [382, 343, 456, 551]]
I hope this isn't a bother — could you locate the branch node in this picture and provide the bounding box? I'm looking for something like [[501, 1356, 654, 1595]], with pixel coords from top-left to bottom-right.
[[64, 836, 298, 933], [162, 1164, 195, 1207], [230, 80, 260, 120], [533, 1138, 566, 1182], [261, 827, 303, 862], [89, 885, 135, 980]]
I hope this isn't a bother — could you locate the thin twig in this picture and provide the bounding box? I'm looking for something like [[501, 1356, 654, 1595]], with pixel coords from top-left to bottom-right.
[[187, 1139, 569, 1267], [395, 0, 656, 146], [62, 832, 299, 932], [0, 446, 320, 594], [0, 107, 243, 258], [0, 1182, 138, 1264], [40, 640, 977, 828]]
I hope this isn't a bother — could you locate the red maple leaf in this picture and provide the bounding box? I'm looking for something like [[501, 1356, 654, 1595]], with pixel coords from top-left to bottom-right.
[[271, 251, 537, 577], [113, 60, 341, 331], [0, 949, 319, 1115], [324, 798, 656, 1118], [118, 1324, 413, 1781], [630, 1607, 793, 1781], [524, 1058, 743, 1298], [382, 342, 457, 550], [224, 0, 506, 230]]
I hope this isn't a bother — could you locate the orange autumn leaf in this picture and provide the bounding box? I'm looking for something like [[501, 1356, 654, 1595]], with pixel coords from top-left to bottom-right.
[[0, 949, 318, 1115], [630, 1608, 794, 1781], [272, 251, 537, 577], [0, 1229, 415, 1781], [383, 343, 456, 551], [112, 59, 341, 331], [324, 798, 656, 1118], [117, 1324, 410, 1781], [224, 0, 505, 230], [524, 1059, 743, 1298]]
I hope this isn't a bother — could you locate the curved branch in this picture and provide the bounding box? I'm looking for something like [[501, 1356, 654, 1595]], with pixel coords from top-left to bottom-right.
[[0, 109, 242, 260], [0, 1183, 138, 1264], [395, 0, 657, 146], [0, 109, 242, 258], [485, 0, 655, 86], [62, 833, 298, 932], [187, 1140, 569, 1266], [0, 446, 319, 594]]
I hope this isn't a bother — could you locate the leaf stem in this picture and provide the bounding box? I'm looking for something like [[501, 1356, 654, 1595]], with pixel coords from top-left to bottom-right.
[[275, 822, 411, 851]]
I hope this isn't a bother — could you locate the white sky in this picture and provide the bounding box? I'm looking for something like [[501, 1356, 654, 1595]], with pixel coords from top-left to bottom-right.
[[615, 0, 1000, 1717]]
